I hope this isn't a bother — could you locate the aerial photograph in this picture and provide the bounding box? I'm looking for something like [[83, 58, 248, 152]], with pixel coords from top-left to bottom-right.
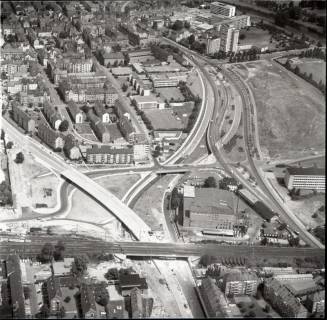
[[0, 0, 325, 318]]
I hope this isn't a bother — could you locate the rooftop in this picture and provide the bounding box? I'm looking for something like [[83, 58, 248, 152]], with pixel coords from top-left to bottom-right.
[[286, 166, 325, 176]]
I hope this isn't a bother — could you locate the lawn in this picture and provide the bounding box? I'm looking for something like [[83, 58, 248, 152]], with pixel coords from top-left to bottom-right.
[[239, 26, 271, 50], [144, 109, 184, 130], [156, 87, 185, 102], [233, 60, 325, 159], [66, 174, 141, 224], [172, 102, 194, 128], [235, 296, 272, 318]]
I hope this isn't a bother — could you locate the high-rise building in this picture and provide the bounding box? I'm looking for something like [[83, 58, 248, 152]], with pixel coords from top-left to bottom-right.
[[207, 37, 221, 54], [219, 24, 239, 53], [210, 1, 236, 18]]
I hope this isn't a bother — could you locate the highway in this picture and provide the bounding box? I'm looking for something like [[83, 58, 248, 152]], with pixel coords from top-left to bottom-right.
[[222, 68, 325, 249], [1, 238, 324, 260]]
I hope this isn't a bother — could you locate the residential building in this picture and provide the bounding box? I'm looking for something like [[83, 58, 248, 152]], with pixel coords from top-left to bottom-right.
[[12, 104, 36, 133], [130, 288, 153, 318], [178, 186, 236, 231], [207, 37, 221, 54], [128, 50, 153, 64], [94, 102, 116, 123], [169, 29, 192, 42], [150, 74, 180, 88], [67, 101, 85, 124], [263, 278, 309, 318], [115, 99, 135, 140], [200, 277, 232, 318], [210, 2, 236, 17], [220, 24, 239, 53], [80, 283, 107, 319], [43, 102, 63, 130], [99, 51, 124, 67], [63, 134, 81, 160], [119, 274, 148, 296], [305, 290, 325, 314], [88, 111, 111, 143], [133, 144, 150, 162], [222, 271, 259, 296], [86, 145, 134, 164], [284, 167, 325, 192], [37, 123, 64, 150]]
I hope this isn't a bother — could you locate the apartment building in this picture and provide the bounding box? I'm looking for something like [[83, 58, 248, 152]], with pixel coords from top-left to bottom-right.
[[133, 144, 150, 162], [263, 278, 308, 318], [284, 166, 325, 192], [222, 271, 259, 296], [86, 145, 134, 164], [305, 290, 325, 314], [43, 102, 63, 130], [132, 95, 165, 110], [12, 104, 36, 133], [207, 37, 221, 54], [37, 123, 64, 150], [67, 101, 85, 124], [220, 24, 239, 53], [210, 1, 236, 17]]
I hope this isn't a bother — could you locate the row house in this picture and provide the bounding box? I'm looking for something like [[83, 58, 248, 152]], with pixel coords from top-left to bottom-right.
[[115, 99, 135, 140], [63, 86, 119, 105], [12, 104, 36, 133], [86, 145, 134, 165], [43, 102, 63, 130], [1, 60, 29, 75], [67, 101, 86, 124], [18, 89, 51, 107], [263, 278, 308, 318], [37, 123, 64, 150], [94, 102, 117, 123]]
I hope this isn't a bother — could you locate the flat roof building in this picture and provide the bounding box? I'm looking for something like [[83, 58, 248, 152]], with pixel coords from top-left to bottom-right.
[[210, 2, 236, 18], [284, 166, 325, 192]]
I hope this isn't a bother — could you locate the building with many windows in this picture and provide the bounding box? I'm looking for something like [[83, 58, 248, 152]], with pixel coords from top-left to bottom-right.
[[222, 271, 259, 296], [284, 166, 325, 192], [210, 1, 236, 17], [86, 145, 134, 164], [219, 24, 239, 53]]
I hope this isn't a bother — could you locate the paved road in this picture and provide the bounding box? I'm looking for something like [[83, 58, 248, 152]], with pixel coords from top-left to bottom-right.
[[2, 118, 152, 241]]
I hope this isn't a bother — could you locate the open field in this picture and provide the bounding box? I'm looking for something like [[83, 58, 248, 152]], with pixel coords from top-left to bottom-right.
[[172, 102, 194, 128], [132, 174, 177, 235], [233, 60, 325, 159], [144, 109, 184, 130], [156, 87, 185, 102], [66, 174, 141, 224], [289, 57, 326, 85], [187, 69, 203, 98]]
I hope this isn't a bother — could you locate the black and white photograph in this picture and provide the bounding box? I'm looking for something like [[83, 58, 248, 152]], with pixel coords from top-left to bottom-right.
[[0, 0, 325, 318]]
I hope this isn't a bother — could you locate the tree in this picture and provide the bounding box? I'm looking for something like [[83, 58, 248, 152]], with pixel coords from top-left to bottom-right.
[[0, 181, 12, 206], [203, 176, 217, 188], [15, 152, 24, 164], [121, 83, 128, 92], [113, 60, 119, 67], [170, 187, 182, 210], [95, 285, 109, 306], [37, 304, 50, 318], [263, 305, 271, 313], [59, 120, 69, 132], [188, 34, 195, 45], [239, 34, 246, 40], [6, 141, 13, 149], [53, 240, 65, 261], [200, 254, 212, 267], [153, 145, 160, 158], [37, 243, 54, 263], [261, 237, 268, 246], [184, 21, 191, 29], [113, 44, 121, 52], [289, 236, 300, 247], [71, 255, 88, 277], [172, 20, 184, 31], [105, 268, 119, 280], [278, 222, 287, 231]]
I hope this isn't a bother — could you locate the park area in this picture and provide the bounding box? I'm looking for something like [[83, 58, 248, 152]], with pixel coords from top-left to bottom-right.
[[66, 173, 141, 224], [232, 60, 325, 160]]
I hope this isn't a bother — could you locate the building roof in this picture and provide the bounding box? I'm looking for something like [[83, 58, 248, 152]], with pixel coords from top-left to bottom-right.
[[119, 274, 148, 290], [286, 166, 325, 176], [252, 201, 276, 221], [184, 185, 195, 198], [132, 95, 160, 104], [184, 188, 235, 216], [86, 144, 133, 155], [223, 271, 258, 283]]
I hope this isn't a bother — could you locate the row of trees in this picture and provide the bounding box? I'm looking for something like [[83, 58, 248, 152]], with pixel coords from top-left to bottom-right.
[[283, 59, 326, 94], [299, 47, 325, 59], [0, 181, 12, 206], [131, 100, 154, 131], [37, 241, 66, 263], [171, 19, 190, 31]]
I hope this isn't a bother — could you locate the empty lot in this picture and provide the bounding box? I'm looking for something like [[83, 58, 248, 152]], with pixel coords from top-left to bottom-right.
[[233, 60, 325, 159]]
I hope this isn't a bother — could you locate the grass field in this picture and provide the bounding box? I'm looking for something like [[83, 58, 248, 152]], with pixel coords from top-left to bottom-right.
[[290, 58, 326, 85], [144, 109, 184, 130], [156, 87, 185, 102], [233, 60, 325, 159]]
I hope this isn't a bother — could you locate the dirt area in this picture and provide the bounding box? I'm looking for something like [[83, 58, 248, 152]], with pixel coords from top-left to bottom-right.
[[30, 174, 60, 208], [222, 118, 247, 164], [187, 69, 203, 98], [66, 174, 141, 224], [233, 60, 325, 160], [132, 175, 178, 236], [286, 194, 325, 229]]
